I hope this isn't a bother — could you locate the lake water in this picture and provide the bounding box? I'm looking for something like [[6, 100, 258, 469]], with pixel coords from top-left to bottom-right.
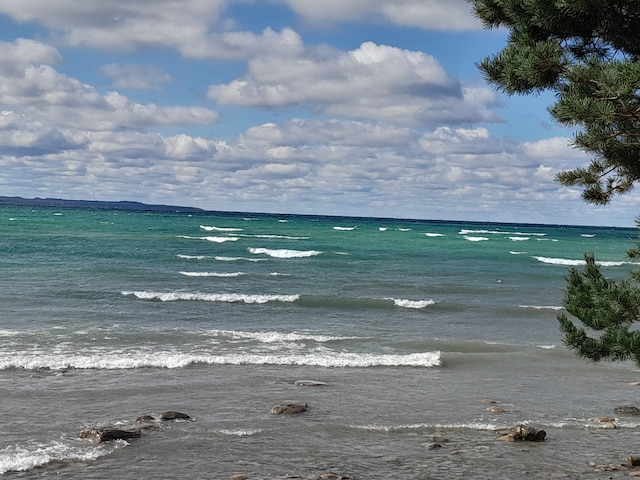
[[2, 205, 640, 479]]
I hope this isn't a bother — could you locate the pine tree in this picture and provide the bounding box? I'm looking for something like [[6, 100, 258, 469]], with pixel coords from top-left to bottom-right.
[[468, 0, 640, 363]]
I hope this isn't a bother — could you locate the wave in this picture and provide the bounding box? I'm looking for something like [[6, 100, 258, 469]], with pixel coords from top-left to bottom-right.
[[179, 271, 245, 277], [509, 236, 529, 241], [459, 229, 546, 237], [581, 234, 596, 238], [177, 254, 212, 260], [215, 256, 265, 262], [378, 227, 388, 231], [178, 235, 239, 243], [209, 329, 363, 343], [351, 421, 503, 433], [463, 236, 489, 242], [424, 233, 445, 237], [397, 228, 412, 232], [121, 291, 299, 303], [248, 247, 322, 258], [200, 225, 243, 232], [519, 305, 563, 311], [333, 226, 357, 231], [509, 251, 527, 255], [0, 351, 441, 370], [391, 298, 436, 309], [533, 256, 632, 267], [215, 428, 262, 437], [0, 441, 121, 475]]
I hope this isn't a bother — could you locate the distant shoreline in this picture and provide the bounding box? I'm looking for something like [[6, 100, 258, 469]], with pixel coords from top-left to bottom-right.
[[0, 196, 205, 213], [0, 195, 634, 230]]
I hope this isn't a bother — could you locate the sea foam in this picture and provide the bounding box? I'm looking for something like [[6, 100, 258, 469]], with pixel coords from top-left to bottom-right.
[[248, 247, 322, 258], [122, 291, 299, 303], [0, 441, 120, 475]]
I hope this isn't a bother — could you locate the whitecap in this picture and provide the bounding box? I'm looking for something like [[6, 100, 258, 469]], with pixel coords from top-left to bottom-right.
[[533, 256, 631, 267], [392, 298, 436, 309], [200, 225, 243, 232], [121, 291, 299, 303], [248, 247, 322, 258], [179, 271, 245, 277], [509, 237, 529, 241], [519, 305, 563, 311], [178, 235, 239, 243], [464, 236, 489, 242], [424, 233, 445, 237], [333, 226, 357, 231]]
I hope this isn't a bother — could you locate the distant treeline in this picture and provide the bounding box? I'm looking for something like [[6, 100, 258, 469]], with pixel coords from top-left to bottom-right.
[[0, 196, 205, 213]]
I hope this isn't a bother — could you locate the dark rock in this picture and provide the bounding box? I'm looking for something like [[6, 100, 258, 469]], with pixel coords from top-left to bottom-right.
[[136, 415, 156, 422], [627, 456, 640, 467], [270, 403, 308, 415], [614, 406, 639, 415], [497, 425, 546, 442], [160, 411, 191, 421], [79, 428, 142, 444]]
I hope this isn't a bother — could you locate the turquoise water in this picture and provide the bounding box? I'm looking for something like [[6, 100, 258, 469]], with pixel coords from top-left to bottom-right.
[[2, 205, 640, 478]]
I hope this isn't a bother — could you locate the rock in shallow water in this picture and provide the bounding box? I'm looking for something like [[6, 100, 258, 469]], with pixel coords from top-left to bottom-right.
[[79, 428, 142, 444], [160, 411, 191, 421], [497, 425, 546, 442], [271, 403, 308, 415]]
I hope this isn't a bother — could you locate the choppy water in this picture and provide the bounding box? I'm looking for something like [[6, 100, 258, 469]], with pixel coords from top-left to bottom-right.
[[2, 205, 640, 479]]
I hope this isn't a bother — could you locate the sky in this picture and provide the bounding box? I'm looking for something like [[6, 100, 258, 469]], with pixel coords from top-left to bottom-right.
[[0, 0, 638, 227]]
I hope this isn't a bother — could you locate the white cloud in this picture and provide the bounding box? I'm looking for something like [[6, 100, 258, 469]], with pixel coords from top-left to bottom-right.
[[280, 0, 481, 30], [208, 41, 499, 126]]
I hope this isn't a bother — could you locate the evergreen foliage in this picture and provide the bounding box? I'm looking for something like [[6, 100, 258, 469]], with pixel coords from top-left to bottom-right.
[[468, 0, 640, 204], [468, 0, 640, 364]]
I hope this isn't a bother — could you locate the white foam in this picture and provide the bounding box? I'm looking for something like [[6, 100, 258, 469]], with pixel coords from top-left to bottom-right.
[[509, 236, 529, 241], [215, 256, 265, 262], [459, 229, 546, 236], [0, 350, 441, 370], [581, 234, 596, 238], [121, 291, 299, 303], [509, 251, 527, 255], [216, 428, 261, 436], [178, 235, 239, 243], [392, 298, 436, 309], [179, 271, 245, 277], [0, 441, 120, 475], [248, 247, 322, 258], [464, 236, 489, 242], [351, 421, 501, 432], [424, 233, 445, 237], [200, 225, 243, 232], [213, 329, 362, 343], [333, 226, 357, 231], [397, 228, 412, 231], [177, 254, 211, 260], [379, 227, 388, 231], [519, 305, 563, 311], [533, 256, 631, 267]]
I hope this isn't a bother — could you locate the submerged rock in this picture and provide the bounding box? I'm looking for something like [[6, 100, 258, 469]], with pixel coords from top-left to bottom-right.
[[271, 403, 308, 415], [294, 380, 328, 387], [79, 428, 142, 444], [136, 415, 156, 423], [497, 425, 546, 442], [614, 406, 639, 415], [160, 411, 191, 421]]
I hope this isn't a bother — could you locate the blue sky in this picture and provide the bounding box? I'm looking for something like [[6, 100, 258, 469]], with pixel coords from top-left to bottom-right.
[[0, 0, 637, 227]]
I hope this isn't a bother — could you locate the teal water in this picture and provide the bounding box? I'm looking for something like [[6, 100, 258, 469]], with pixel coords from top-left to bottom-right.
[[2, 205, 640, 478]]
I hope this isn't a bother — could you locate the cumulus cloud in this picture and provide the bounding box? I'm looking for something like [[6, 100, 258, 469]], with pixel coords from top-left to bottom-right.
[[208, 41, 499, 126]]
